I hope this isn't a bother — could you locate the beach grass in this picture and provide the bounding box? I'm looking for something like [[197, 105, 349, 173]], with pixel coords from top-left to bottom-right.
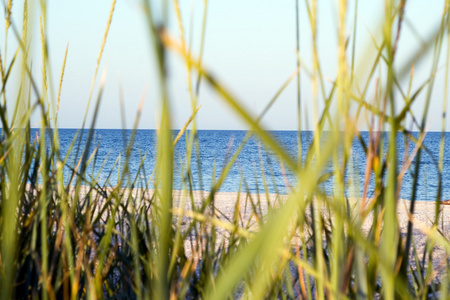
[[1, 0, 450, 299]]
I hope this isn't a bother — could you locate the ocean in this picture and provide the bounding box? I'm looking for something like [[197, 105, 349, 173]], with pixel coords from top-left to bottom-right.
[[37, 129, 450, 201]]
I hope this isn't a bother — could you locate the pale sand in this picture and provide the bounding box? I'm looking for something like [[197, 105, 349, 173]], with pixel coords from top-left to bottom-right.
[[67, 186, 450, 279], [167, 190, 450, 279]]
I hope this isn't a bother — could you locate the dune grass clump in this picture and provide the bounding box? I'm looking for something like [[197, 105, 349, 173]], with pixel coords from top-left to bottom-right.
[[1, 0, 450, 299]]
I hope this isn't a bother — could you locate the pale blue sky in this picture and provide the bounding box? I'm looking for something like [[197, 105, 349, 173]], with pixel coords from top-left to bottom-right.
[[2, 0, 448, 130]]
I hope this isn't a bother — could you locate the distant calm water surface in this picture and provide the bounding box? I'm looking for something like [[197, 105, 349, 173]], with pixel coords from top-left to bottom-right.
[[37, 129, 450, 201]]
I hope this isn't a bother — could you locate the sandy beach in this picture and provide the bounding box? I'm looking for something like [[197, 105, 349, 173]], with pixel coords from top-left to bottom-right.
[[68, 185, 450, 280], [172, 190, 450, 276]]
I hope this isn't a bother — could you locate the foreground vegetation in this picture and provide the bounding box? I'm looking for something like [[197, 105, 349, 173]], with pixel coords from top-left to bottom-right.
[[1, 0, 450, 299]]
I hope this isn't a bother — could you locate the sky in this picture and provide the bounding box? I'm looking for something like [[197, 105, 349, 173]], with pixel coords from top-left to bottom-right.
[[1, 0, 449, 131]]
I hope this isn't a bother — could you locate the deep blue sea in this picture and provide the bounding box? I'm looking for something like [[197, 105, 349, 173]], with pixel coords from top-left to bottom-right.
[[35, 129, 450, 201]]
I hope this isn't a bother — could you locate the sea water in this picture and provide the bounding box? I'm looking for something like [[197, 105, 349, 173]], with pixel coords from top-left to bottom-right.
[[33, 129, 450, 201]]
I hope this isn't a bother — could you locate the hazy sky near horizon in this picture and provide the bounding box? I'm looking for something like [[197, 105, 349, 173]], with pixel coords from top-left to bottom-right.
[[2, 0, 449, 131]]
